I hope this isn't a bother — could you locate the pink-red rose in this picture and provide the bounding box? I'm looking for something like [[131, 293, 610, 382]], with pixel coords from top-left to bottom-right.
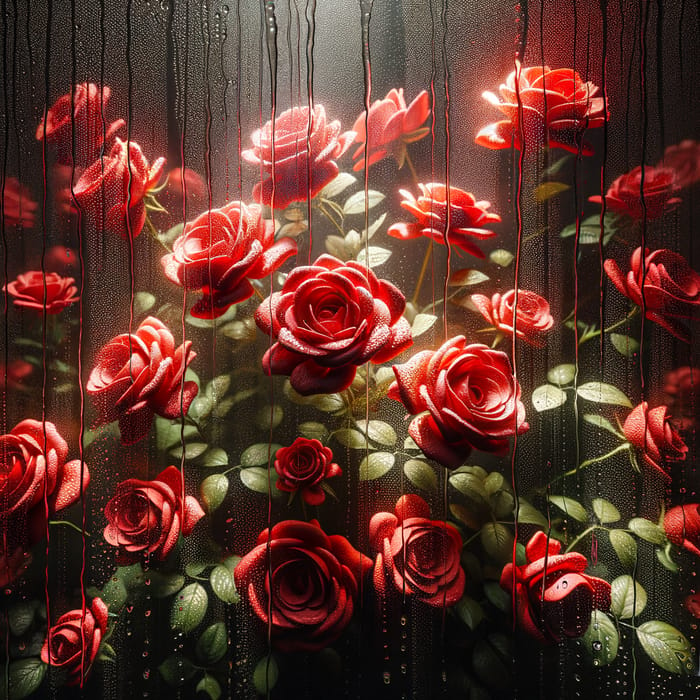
[[104, 466, 204, 563], [589, 165, 681, 219], [234, 520, 372, 652], [74, 137, 165, 239], [242, 105, 355, 209], [41, 598, 108, 686], [500, 531, 612, 643], [86, 316, 198, 445], [662, 366, 700, 431], [604, 247, 700, 342], [161, 200, 297, 318], [388, 336, 528, 469], [658, 140, 700, 189], [664, 504, 700, 557], [4, 271, 79, 314], [471, 289, 554, 347], [2, 177, 37, 228], [476, 64, 606, 155], [370, 494, 465, 607], [274, 438, 342, 505], [387, 183, 500, 258], [255, 254, 413, 395], [351, 88, 430, 170]]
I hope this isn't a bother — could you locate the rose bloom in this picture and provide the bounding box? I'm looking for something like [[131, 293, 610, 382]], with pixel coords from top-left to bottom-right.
[[476, 63, 606, 155], [234, 519, 372, 652], [662, 366, 700, 431], [370, 495, 465, 607], [604, 247, 700, 342], [388, 336, 528, 469], [157, 167, 207, 219], [2, 177, 37, 228], [351, 88, 430, 170], [4, 271, 79, 314], [471, 289, 554, 347], [104, 466, 205, 563], [0, 358, 33, 391], [658, 139, 700, 189], [74, 137, 165, 239], [500, 531, 612, 643], [161, 200, 297, 318], [387, 183, 500, 259], [274, 438, 342, 505], [589, 165, 681, 220], [41, 598, 108, 687], [87, 316, 198, 445], [622, 402, 688, 480], [664, 504, 700, 558], [36, 83, 125, 166], [242, 104, 355, 209], [255, 254, 413, 395]]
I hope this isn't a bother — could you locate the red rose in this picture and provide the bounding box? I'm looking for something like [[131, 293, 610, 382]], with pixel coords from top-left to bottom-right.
[[351, 88, 430, 170], [74, 137, 165, 239], [242, 105, 355, 209], [589, 165, 681, 219], [161, 200, 297, 318], [476, 63, 606, 155], [36, 83, 124, 165], [387, 183, 500, 258], [662, 366, 700, 431], [41, 598, 108, 686], [664, 504, 700, 557], [104, 466, 204, 563], [274, 438, 342, 505], [255, 254, 413, 395], [658, 139, 700, 189], [684, 594, 700, 618], [604, 247, 700, 342], [86, 316, 198, 445], [622, 402, 688, 480], [4, 271, 79, 314], [234, 520, 372, 652], [500, 531, 612, 643], [0, 358, 33, 391], [2, 177, 37, 228], [388, 336, 528, 469], [156, 167, 207, 220], [471, 289, 554, 347], [369, 495, 465, 607]]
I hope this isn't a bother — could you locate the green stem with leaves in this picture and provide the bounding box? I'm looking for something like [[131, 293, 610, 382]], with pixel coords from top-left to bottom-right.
[[578, 306, 640, 346]]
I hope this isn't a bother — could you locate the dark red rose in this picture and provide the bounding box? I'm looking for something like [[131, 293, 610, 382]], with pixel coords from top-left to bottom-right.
[[684, 594, 700, 618], [156, 167, 207, 220], [471, 289, 554, 347], [74, 137, 165, 239], [604, 247, 700, 342], [234, 520, 372, 652], [476, 63, 606, 155], [369, 495, 465, 607], [0, 544, 31, 587], [255, 254, 413, 395], [86, 316, 198, 445], [622, 402, 687, 480], [104, 466, 204, 563], [44, 245, 81, 275], [161, 200, 297, 318], [589, 165, 681, 220], [500, 531, 612, 643], [388, 336, 528, 469], [662, 366, 700, 431], [0, 358, 33, 391], [664, 504, 700, 557], [658, 140, 700, 189], [242, 105, 355, 209], [2, 177, 37, 228], [351, 88, 430, 170], [41, 598, 108, 686], [4, 271, 79, 314], [387, 183, 500, 258], [274, 438, 341, 506], [36, 83, 124, 166]]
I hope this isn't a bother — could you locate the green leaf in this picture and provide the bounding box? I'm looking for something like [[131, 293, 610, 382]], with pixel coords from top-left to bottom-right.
[[411, 313, 438, 338], [543, 154, 574, 178], [576, 382, 632, 408], [403, 459, 438, 493], [355, 419, 397, 447], [155, 418, 199, 452], [547, 364, 576, 386], [158, 654, 198, 686], [532, 384, 567, 412], [480, 523, 514, 563], [609, 530, 637, 568], [656, 546, 679, 573], [186, 303, 237, 328], [548, 495, 587, 522], [134, 291, 156, 316], [240, 467, 271, 494], [240, 443, 280, 467], [516, 500, 549, 528], [298, 421, 330, 442], [592, 498, 621, 524], [449, 472, 489, 507], [169, 442, 209, 460], [610, 333, 640, 358], [333, 428, 368, 449], [455, 595, 484, 631], [210, 565, 240, 604], [448, 268, 490, 287], [256, 404, 284, 431], [628, 518, 667, 545], [560, 214, 618, 245], [610, 575, 647, 619], [483, 581, 511, 613], [489, 249, 514, 267], [449, 503, 482, 530], [147, 571, 185, 598], [198, 448, 229, 468], [343, 189, 385, 215], [253, 656, 279, 695], [534, 181, 570, 202], [308, 393, 345, 413], [98, 576, 129, 610], [196, 675, 222, 700], [7, 658, 46, 700], [196, 622, 228, 665], [404, 436, 420, 451], [170, 583, 208, 633], [363, 212, 387, 240], [320, 172, 356, 199], [205, 374, 231, 399], [636, 621, 697, 675], [484, 472, 504, 495], [356, 246, 392, 267], [8, 603, 36, 637], [200, 474, 229, 513], [359, 452, 395, 480], [583, 414, 621, 437], [582, 611, 619, 667]]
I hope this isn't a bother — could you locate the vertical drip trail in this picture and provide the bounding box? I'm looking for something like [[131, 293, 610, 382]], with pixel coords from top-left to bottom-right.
[[235, 0, 243, 200], [303, 0, 315, 262], [220, 4, 231, 202]]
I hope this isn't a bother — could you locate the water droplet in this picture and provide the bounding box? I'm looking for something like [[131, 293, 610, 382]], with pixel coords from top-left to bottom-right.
[[383, 672, 391, 685], [592, 641, 602, 651]]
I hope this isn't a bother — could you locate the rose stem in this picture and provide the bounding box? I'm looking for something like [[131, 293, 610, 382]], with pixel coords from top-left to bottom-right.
[[578, 306, 640, 346], [411, 241, 434, 306]]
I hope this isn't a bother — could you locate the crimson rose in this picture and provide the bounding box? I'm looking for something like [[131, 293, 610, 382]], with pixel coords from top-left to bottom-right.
[[234, 520, 372, 652], [388, 336, 528, 469], [662, 366, 700, 431], [659, 139, 700, 189], [2, 177, 36, 228], [274, 438, 341, 505], [255, 254, 413, 395], [500, 531, 612, 643], [87, 317, 198, 445], [4, 271, 79, 314], [664, 504, 700, 558]]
